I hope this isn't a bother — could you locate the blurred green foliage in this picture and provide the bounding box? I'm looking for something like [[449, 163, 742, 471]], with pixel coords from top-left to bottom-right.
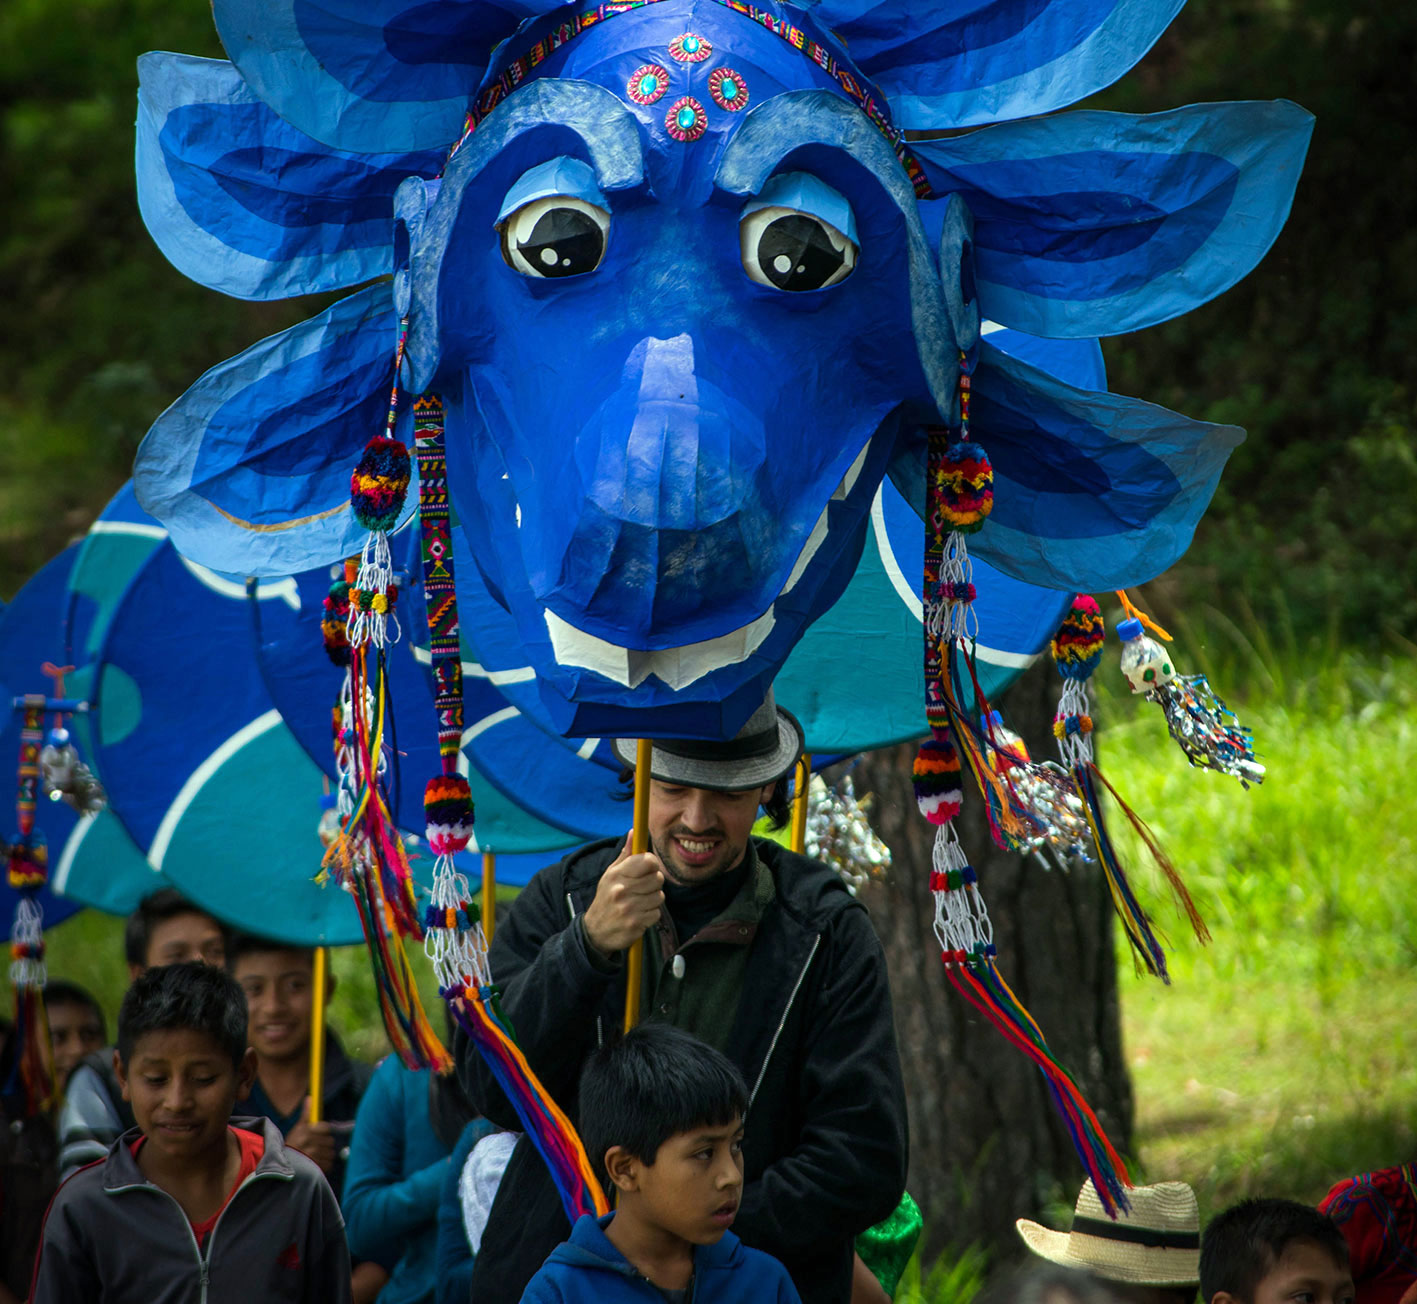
[[1088, 0, 1417, 639]]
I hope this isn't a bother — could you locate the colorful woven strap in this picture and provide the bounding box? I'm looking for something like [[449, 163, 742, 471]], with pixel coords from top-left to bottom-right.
[[413, 395, 464, 773], [455, 0, 930, 196], [14, 698, 44, 842]]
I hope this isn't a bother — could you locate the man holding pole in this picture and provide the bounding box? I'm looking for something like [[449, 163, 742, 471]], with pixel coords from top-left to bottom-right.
[[458, 689, 907, 1303]]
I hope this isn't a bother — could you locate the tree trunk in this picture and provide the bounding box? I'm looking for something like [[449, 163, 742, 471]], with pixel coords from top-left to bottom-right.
[[853, 660, 1134, 1264]]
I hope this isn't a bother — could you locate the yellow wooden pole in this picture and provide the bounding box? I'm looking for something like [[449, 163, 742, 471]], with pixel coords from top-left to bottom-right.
[[308, 946, 328, 1123], [790, 752, 812, 854], [481, 850, 496, 941], [623, 739, 653, 1032]]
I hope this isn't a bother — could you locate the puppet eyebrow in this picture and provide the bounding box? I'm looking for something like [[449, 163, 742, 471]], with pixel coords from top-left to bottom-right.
[[714, 89, 915, 214]]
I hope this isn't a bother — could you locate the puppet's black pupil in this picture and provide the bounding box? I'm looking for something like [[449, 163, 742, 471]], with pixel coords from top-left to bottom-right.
[[756, 214, 845, 290], [516, 207, 603, 276]]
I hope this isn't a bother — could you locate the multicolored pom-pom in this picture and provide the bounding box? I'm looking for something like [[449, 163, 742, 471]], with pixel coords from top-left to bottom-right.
[[351, 436, 411, 533], [913, 736, 963, 825], [425, 774, 475, 856], [322, 579, 352, 666], [1051, 595, 1105, 681], [937, 441, 993, 535], [7, 839, 48, 891]]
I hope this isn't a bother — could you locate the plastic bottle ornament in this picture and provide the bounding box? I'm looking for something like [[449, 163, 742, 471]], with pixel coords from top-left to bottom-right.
[[1116, 618, 1176, 694], [39, 728, 106, 815], [1115, 619, 1265, 788]]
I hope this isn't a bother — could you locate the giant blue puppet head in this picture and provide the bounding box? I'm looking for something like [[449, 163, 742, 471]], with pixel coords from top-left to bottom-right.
[[133, 0, 1312, 738]]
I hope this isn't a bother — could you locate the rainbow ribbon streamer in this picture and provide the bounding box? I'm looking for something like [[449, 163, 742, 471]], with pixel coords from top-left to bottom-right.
[[445, 984, 609, 1224]]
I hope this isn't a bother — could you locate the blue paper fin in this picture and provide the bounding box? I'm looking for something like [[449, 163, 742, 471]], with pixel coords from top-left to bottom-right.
[[137, 52, 444, 302], [210, 0, 540, 154], [805, 0, 1183, 129], [913, 101, 1314, 337], [949, 340, 1242, 590], [134, 282, 410, 577]]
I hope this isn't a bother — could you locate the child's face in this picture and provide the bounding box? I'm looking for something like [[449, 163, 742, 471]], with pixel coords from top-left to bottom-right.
[[233, 949, 316, 1066], [1247, 1242, 1355, 1304], [140, 912, 227, 973], [48, 1001, 105, 1085], [626, 1116, 745, 1245], [116, 1029, 255, 1164]]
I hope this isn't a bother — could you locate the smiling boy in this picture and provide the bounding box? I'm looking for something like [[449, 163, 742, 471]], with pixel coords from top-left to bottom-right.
[[227, 934, 371, 1200], [31, 962, 351, 1303], [520, 1023, 799, 1303]]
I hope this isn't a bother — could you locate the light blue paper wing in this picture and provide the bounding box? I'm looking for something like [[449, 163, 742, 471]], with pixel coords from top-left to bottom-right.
[[913, 100, 1314, 336], [808, 0, 1184, 130], [960, 339, 1243, 589], [210, 0, 542, 154], [49, 811, 169, 917], [456, 697, 626, 839], [779, 328, 1098, 752], [134, 282, 409, 577], [93, 543, 362, 944], [64, 484, 168, 669], [137, 52, 445, 302]]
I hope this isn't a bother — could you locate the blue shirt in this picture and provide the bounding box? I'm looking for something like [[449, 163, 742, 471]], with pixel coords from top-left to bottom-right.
[[342, 1058, 466, 1304], [520, 1213, 801, 1304]]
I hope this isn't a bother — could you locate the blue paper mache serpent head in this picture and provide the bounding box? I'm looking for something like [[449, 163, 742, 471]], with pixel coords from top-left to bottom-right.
[[132, 0, 1313, 738]]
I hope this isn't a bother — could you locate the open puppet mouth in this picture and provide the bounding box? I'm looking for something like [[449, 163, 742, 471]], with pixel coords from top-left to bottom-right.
[[540, 438, 873, 690]]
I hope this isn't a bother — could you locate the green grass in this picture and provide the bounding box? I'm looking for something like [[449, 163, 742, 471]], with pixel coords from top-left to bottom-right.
[[1095, 622, 1417, 1224]]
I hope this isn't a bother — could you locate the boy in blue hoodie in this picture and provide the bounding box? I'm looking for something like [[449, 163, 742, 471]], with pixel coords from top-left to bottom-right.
[[520, 1023, 800, 1303]]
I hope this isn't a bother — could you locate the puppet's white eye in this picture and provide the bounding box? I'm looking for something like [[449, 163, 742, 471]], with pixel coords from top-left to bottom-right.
[[740, 206, 857, 292], [500, 196, 610, 278]]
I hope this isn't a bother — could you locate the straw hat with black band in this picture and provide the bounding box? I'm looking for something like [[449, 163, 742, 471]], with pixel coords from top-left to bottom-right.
[[1016, 1180, 1201, 1287], [610, 688, 804, 792]]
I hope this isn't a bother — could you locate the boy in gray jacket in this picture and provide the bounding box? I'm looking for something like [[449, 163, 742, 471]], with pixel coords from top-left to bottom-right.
[[31, 962, 351, 1303]]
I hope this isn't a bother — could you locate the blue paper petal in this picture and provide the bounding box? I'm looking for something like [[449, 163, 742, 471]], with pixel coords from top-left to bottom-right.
[[778, 327, 1095, 753], [913, 100, 1315, 336], [963, 339, 1243, 589], [134, 283, 409, 576], [137, 53, 443, 301], [807, 0, 1184, 129], [211, 0, 539, 153]]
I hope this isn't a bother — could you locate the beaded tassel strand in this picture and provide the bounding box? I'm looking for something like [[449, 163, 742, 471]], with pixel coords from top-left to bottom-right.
[[913, 357, 1131, 1217], [6, 697, 57, 1116]]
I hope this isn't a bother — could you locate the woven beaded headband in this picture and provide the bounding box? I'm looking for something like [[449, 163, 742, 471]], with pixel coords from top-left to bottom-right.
[[456, 0, 931, 196]]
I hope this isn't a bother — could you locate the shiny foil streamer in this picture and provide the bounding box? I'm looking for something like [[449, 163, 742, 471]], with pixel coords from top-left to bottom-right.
[[805, 773, 891, 893], [1152, 674, 1265, 787]]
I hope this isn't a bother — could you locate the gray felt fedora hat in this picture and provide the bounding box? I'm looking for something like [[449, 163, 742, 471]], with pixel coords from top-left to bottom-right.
[[611, 688, 805, 792]]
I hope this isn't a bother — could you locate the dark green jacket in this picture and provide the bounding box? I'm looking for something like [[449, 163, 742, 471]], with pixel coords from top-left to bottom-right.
[[457, 837, 908, 1304]]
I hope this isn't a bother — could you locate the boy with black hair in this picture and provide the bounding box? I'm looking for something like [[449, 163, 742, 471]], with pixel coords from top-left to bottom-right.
[[123, 887, 230, 978], [31, 962, 352, 1303], [1200, 1198, 1355, 1304], [520, 1023, 800, 1303], [226, 932, 372, 1198], [58, 888, 229, 1176], [44, 979, 106, 1089]]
